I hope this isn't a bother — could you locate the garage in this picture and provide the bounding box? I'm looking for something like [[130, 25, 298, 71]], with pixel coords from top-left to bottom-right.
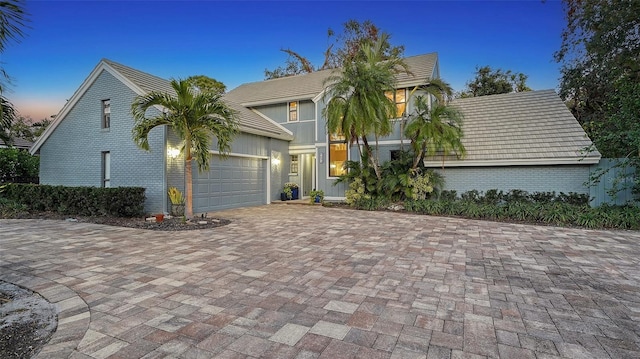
[[193, 155, 267, 213]]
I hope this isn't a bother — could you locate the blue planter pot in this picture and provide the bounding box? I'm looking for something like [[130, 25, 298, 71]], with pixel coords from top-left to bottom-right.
[[292, 188, 299, 200]]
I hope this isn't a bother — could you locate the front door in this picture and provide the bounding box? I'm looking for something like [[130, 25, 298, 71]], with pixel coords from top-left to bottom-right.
[[301, 154, 315, 197]]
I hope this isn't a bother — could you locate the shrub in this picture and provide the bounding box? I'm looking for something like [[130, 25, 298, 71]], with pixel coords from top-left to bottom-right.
[[0, 184, 145, 217], [0, 148, 39, 184]]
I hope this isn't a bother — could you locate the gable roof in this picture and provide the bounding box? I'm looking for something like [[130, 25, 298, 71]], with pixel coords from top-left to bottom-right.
[[225, 53, 439, 107], [423, 90, 601, 166], [31, 59, 293, 154]]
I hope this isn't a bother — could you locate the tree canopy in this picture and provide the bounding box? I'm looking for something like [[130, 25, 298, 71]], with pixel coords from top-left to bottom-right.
[[185, 75, 226, 94], [555, 0, 639, 159], [457, 66, 531, 98], [265, 19, 404, 79], [555, 0, 640, 198]]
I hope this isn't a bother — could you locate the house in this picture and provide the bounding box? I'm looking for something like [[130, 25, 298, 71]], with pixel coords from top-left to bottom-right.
[[1, 137, 33, 150], [30, 55, 600, 214]]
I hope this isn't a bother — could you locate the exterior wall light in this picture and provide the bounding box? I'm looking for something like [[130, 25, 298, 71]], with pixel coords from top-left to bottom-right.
[[167, 147, 180, 159]]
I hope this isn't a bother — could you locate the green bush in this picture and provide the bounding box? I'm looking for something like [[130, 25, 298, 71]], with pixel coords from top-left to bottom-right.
[[0, 184, 145, 217], [0, 148, 39, 184]]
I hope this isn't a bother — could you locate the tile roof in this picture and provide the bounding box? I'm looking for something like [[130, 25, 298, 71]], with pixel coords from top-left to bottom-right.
[[0, 137, 33, 149], [102, 60, 293, 141], [425, 90, 600, 165], [226, 53, 438, 106]]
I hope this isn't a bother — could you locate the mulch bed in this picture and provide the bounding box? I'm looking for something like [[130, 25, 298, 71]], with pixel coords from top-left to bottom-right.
[[5, 212, 231, 231]]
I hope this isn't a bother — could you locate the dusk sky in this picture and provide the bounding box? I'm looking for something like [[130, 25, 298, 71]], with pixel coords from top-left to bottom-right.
[[3, 0, 566, 121]]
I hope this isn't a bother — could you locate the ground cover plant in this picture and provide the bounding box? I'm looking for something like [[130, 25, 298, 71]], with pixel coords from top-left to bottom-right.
[[348, 187, 639, 230]]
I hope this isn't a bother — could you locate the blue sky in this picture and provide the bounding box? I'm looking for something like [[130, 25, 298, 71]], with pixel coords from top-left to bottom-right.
[[3, 0, 566, 121]]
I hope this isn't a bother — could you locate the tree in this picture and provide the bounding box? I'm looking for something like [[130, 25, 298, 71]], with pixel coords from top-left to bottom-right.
[[555, 0, 640, 197], [0, 1, 28, 144], [131, 79, 239, 218], [185, 75, 226, 94], [264, 19, 405, 79], [323, 33, 409, 180], [405, 79, 465, 169], [458, 66, 532, 98], [6, 116, 52, 142]]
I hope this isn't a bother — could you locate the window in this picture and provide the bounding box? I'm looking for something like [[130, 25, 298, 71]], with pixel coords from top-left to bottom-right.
[[288, 101, 298, 122], [102, 99, 111, 129], [290, 155, 299, 174], [385, 89, 407, 118], [102, 151, 111, 188], [329, 133, 347, 177]]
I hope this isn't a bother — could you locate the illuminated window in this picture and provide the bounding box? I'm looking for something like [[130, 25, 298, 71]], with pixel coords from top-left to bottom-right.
[[288, 101, 298, 122], [329, 133, 347, 177], [102, 99, 111, 128], [290, 155, 299, 174], [385, 89, 406, 118]]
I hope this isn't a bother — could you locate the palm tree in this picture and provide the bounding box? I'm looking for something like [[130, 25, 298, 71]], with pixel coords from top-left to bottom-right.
[[0, 0, 28, 143], [405, 79, 465, 169], [323, 32, 409, 179], [131, 79, 238, 218]]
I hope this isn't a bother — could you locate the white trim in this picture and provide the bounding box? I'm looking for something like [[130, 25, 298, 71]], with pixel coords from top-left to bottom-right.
[[315, 143, 327, 147], [250, 108, 294, 137], [208, 150, 269, 160], [423, 157, 601, 167], [265, 157, 271, 205], [325, 196, 345, 201], [312, 89, 326, 104], [238, 125, 293, 141], [241, 94, 315, 107]]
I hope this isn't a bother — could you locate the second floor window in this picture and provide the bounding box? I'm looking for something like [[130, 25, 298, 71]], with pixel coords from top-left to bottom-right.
[[290, 155, 299, 174], [385, 89, 406, 118], [288, 101, 298, 122], [102, 99, 111, 129]]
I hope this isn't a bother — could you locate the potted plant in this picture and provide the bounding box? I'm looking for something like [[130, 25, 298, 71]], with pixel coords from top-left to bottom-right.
[[284, 182, 298, 200], [283, 186, 293, 200], [309, 189, 324, 204], [168, 187, 185, 216]]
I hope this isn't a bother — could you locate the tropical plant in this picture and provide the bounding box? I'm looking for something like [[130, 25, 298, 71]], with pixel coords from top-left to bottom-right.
[[323, 32, 409, 180], [0, 0, 29, 144], [168, 187, 184, 205], [131, 79, 238, 218], [457, 65, 532, 98], [405, 79, 466, 169], [309, 189, 324, 204], [283, 186, 293, 200]]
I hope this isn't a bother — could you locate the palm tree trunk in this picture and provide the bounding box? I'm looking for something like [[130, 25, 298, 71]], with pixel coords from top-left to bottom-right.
[[185, 159, 193, 218], [412, 148, 423, 170], [185, 140, 194, 219], [361, 135, 381, 180]]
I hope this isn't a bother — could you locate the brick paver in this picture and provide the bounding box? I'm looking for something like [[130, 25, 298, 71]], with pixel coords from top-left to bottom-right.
[[1, 205, 640, 358]]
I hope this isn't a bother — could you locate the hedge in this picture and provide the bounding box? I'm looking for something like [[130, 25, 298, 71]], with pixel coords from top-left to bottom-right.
[[0, 184, 145, 217]]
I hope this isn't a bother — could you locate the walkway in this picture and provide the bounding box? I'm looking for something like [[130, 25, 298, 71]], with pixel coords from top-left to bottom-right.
[[1, 205, 639, 358]]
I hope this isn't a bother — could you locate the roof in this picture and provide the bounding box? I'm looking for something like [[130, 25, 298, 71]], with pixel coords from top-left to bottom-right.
[[423, 90, 601, 166], [31, 59, 293, 154], [226, 53, 439, 107], [0, 137, 33, 150]]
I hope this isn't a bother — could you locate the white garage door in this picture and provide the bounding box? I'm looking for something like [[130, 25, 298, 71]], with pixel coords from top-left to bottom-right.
[[193, 156, 266, 213]]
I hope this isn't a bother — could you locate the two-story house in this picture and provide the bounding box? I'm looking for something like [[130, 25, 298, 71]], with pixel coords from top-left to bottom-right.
[[30, 54, 600, 214]]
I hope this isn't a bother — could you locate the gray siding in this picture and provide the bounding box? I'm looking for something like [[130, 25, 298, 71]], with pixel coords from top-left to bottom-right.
[[434, 165, 592, 195], [285, 121, 315, 146], [39, 70, 166, 213], [253, 100, 314, 124], [269, 138, 290, 201]]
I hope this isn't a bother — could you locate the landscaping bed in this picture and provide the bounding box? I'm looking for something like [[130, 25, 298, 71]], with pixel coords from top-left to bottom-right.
[[3, 211, 231, 231]]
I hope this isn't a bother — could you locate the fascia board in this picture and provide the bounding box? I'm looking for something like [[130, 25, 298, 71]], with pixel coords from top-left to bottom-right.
[[423, 157, 602, 167]]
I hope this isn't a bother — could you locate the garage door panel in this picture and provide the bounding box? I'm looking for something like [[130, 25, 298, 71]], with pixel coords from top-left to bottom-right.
[[193, 156, 266, 212]]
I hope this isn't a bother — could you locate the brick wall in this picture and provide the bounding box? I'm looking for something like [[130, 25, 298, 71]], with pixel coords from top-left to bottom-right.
[[39, 70, 166, 213], [435, 165, 592, 195]]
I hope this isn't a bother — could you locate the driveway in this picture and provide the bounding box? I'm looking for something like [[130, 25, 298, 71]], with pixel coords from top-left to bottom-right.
[[1, 205, 640, 359]]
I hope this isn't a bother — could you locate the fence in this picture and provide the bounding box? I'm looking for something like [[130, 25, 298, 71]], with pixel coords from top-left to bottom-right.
[[589, 158, 637, 206]]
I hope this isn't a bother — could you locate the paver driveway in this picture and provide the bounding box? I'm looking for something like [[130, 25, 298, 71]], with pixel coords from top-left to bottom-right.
[[1, 205, 640, 359]]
